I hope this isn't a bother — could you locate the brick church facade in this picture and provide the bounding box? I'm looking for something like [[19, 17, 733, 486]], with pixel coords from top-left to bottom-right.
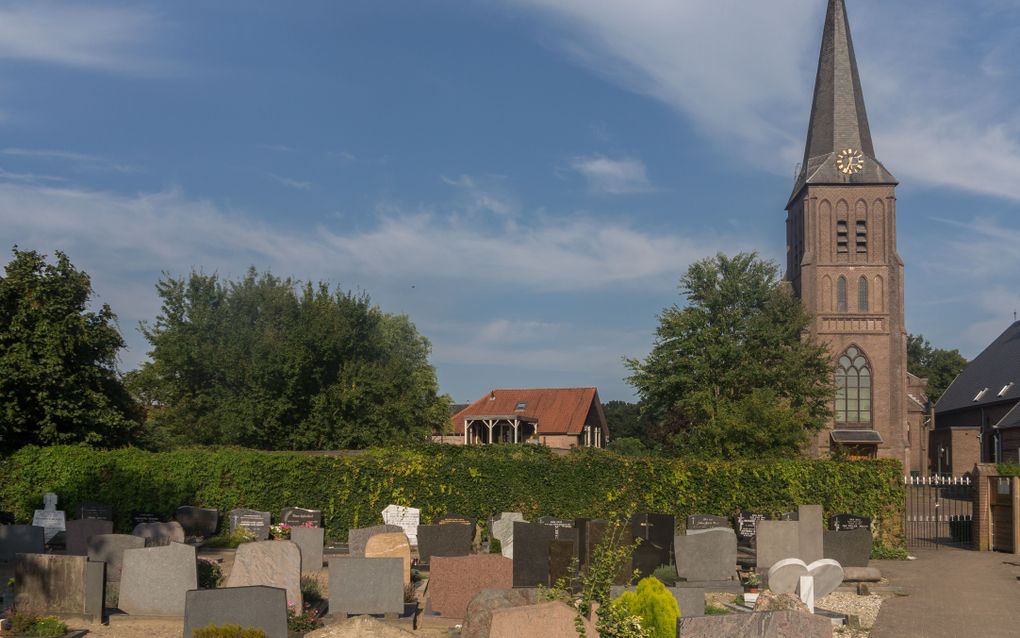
[[785, 0, 923, 470]]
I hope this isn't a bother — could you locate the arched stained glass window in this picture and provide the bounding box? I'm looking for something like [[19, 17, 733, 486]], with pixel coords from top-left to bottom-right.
[[835, 347, 872, 424], [858, 276, 869, 312], [836, 277, 848, 313]]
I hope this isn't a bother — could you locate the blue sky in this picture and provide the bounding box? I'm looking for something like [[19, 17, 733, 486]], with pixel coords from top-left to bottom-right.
[[1, 0, 1019, 402]]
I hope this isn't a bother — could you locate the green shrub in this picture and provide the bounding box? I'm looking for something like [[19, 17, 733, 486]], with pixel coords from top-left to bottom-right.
[[192, 625, 267, 638], [615, 577, 680, 638], [203, 527, 256, 548], [286, 605, 323, 633], [197, 558, 224, 589], [704, 603, 730, 615], [0, 445, 905, 551], [870, 543, 909, 560], [300, 575, 323, 605], [651, 564, 678, 586], [3, 608, 67, 637], [489, 538, 502, 554], [25, 616, 69, 638]]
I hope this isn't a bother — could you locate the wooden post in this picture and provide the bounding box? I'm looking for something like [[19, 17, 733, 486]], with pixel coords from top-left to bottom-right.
[[1012, 476, 1020, 555]]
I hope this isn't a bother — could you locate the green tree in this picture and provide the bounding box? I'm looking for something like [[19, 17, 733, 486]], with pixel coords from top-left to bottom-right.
[[135, 268, 449, 449], [626, 253, 832, 459], [907, 334, 968, 403], [0, 248, 141, 449], [603, 400, 643, 440]]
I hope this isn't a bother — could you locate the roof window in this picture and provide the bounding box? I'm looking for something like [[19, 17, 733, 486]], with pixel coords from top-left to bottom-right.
[[974, 388, 989, 401], [515, 401, 527, 411], [999, 382, 1015, 398]]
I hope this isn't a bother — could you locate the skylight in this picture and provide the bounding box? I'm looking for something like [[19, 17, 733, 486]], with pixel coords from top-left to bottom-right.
[[974, 388, 989, 401], [999, 382, 1015, 398], [515, 401, 527, 411]]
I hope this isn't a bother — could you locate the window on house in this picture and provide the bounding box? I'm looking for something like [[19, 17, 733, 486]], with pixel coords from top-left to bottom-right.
[[998, 382, 1015, 398], [974, 388, 989, 402], [836, 277, 848, 313], [515, 401, 527, 411], [837, 221, 849, 253], [856, 220, 868, 253], [835, 347, 872, 424], [858, 276, 869, 312]]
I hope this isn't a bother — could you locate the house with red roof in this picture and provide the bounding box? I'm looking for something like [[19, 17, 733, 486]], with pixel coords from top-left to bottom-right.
[[443, 387, 610, 450]]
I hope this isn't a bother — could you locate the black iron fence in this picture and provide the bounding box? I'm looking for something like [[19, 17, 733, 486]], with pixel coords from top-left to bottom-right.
[[904, 475, 974, 549]]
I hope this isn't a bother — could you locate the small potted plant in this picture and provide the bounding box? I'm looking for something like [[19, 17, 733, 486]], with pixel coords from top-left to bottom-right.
[[742, 573, 761, 605]]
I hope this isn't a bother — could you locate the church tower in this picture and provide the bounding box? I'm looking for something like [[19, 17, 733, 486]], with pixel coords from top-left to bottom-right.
[[786, 0, 909, 465]]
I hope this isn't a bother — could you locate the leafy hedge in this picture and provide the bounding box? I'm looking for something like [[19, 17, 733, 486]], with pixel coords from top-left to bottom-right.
[[0, 445, 905, 549]]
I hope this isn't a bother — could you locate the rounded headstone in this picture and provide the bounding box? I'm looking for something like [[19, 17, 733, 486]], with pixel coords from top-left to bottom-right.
[[364, 532, 411, 585], [767, 558, 809, 594], [807, 558, 844, 598]]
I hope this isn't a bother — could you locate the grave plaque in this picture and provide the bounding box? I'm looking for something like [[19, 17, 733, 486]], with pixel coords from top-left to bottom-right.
[[381, 504, 421, 545], [437, 513, 476, 537], [631, 513, 675, 578], [120, 542, 198, 616], [229, 508, 271, 541], [0, 525, 45, 562], [512, 522, 556, 587], [31, 492, 66, 544], [65, 518, 114, 556], [830, 514, 871, 531], [686, 514, 729, 531], [75, 502, 113, 521], [491, 512, 526, 560], [735, 512, 769, 546], [823, 528, 872, 568], [14, 553, 104, 620], [675, 529, 737, 582], [224, 540, 303, 608], [281, 507, 322, 527], [175, 506, 219, 538], [365, 532, 412, 584], [87, 533, 145, 581], [184, 586, 288, 638], [291, 526, 325, 574], [348, 524, 403, 557], [538, 516, 575, 530], [417, 523, 472, 566], [328, 557, 404, 616], [131, 512, 162, 526]]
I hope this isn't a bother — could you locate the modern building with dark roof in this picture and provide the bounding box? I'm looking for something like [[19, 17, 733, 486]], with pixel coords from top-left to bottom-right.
[[933, 321, 1020, 473], [442, 387, 610, 450]]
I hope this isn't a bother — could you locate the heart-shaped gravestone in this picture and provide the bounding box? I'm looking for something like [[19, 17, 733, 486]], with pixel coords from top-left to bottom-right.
[[767, 558, 844, 598]]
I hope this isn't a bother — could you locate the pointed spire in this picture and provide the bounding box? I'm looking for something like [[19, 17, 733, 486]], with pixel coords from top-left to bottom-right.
[[792, 0, 895, 200]]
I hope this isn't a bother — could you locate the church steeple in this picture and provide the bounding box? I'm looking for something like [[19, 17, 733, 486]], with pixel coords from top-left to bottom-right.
[[792, 0, 895, 201]]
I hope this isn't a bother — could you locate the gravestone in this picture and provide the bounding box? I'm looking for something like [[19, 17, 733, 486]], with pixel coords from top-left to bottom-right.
[[228, 508, 271, 541], [489, 601, 599, 638], [120, 542, 197, 616], [75, 502, 113, 521], [348, 524, 403, 557], [675, 528, 737, 582], [328, 557, 404, 616], [132, 521, 185, 546], [512, 523, 577, 588], [797, 505, 824, 565], [490, 512, 526, 560], [548, 534, 579, 585], [687, 514, 730, 531], [766, 558, 843, 599], [780, 511, 799, 521], [426, 554, 512, 618], [87, 533, 145, 581], [291, 526, 325, 574], [538, 516, 574, 530], [584, 519, 633, 585], [175, 506, 219, 538], [677, 610, 832, 637], [823, 528, 872, 568], [574, 517, 591, 568], [0, 525, 45, 562], [31, 492, 66, 544], [183, 586, 288, 638], [381, 505, 421, 546], [365, 532, 412, 585], [417, 523, 472, 566], [756, 521, 799, 570], [735, 512, 769, 547], [65, 518, 114, 556], [631, 513, 675, 577], [131, 512, 162, 527], [224, 540, 302, 608], [437, 514, 476, 538], [281, 507, 322, 527], [830, 514, 871, 531], [14, 553, 104, 620]]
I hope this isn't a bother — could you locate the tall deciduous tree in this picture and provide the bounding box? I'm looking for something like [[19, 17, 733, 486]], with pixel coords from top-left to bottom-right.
[[0, 248, 141, 449], [132, 268, 449, 449], [907, 334, 968, 403], [626, 253, 833, 459]]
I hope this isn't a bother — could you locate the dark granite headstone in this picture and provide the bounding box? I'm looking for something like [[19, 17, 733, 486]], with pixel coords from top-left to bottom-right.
[[229, 508, 271, 541], [176, 506, 218, 538], [735, 512, 769, 547], [548, 531, 580, 586], [184, 586, 288, 638], [417, 523, 472, 565], [823, 528, 872, 568], [87, 533, 145, 581], [436, 514, 476, 537], [538, 516, 575, 529], [0, 525, 45, 562], [574, 518, 591, 568], [829, 514, 871, 531], [75, 502, 113, 521], [584, 519, 633, 585], [512, 522, 556, 588], [631, 513, 675, 577], [131, 512, 162, 526], [65, 518, 114, 556], [280, 507, 322, 527], [687, 514, 729, 531], [0, 512, 15, 525]]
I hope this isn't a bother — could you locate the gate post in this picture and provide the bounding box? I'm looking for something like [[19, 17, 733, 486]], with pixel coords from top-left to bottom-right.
[[1013, 476, 1020, 556], [973, 463, 998, 551]]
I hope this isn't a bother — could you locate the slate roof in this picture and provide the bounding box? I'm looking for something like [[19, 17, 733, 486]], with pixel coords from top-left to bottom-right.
[[450, 387, 606, 436], [998, 403, 1020, 430], [790, 0, 897, 205], [936, 321, 1020, 415]]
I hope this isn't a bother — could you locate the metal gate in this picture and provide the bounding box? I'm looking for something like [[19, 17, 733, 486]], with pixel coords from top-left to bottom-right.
[[904, 475, 974, 549]]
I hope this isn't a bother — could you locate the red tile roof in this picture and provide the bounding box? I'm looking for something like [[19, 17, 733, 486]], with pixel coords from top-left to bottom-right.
[[450, 387, 604, 436]]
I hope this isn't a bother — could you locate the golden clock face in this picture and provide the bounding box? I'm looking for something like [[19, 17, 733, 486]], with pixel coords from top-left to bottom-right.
[[836, 148, 865, 175]]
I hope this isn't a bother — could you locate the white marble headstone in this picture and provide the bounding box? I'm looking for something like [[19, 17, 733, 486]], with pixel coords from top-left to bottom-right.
[[799, 575, 815, 613], [767, 557, 844, 604], [32, 492, 66, 543], [381, 505, 421, 546]]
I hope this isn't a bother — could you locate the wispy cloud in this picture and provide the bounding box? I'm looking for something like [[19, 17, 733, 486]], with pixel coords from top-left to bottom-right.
[[2, 147, 140, 173], [0, 166, 65, 184], [266, 173, 312, 190], [0, 3, 165, 73], [441, 174, 517, 217], [569, 154, 653, 194], [257, 143, 295, 153]]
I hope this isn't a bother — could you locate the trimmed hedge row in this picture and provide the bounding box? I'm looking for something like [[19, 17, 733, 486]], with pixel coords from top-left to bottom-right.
[[0, 445, 905, 549]]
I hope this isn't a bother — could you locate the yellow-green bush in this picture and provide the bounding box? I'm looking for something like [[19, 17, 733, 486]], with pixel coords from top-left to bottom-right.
[[192, 625, 267, 638], [615, 577, 680, 638], [0, 444, 904, 549]]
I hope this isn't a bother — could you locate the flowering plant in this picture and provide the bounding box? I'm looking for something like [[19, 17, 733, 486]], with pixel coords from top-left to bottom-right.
[[272, 520, 318, 540]]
